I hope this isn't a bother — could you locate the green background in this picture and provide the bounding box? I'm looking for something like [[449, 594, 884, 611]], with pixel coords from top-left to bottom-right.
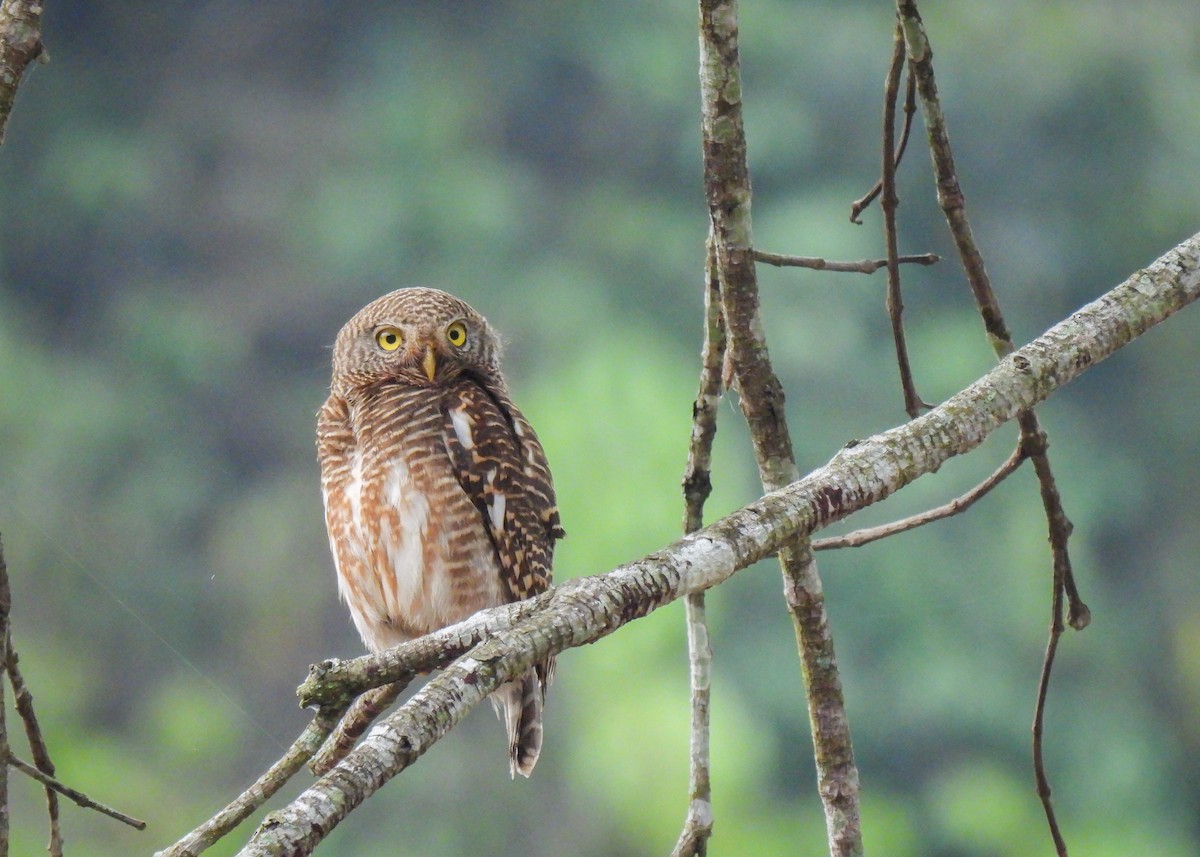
[[2, 2, 1199, 854]]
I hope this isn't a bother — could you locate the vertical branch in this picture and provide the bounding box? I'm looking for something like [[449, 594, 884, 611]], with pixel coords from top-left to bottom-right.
[[697, 3, 863, 855], [897, 3, 1089, 853], [0, 0, 46, 145], [881, 18, 925, 418], [671, 236, 726, 857], [0, 538, 10, 857]]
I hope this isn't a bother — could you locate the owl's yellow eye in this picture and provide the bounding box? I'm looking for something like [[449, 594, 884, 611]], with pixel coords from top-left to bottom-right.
[[446, 322, 468, 348], [375, 327, 403, 351]]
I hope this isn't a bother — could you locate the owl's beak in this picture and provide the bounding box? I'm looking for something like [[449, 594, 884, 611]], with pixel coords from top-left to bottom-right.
[[422, 345, 438, 382]]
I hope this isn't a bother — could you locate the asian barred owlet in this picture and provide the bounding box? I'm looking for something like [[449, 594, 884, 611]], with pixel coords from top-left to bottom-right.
[[317, 287, 563, 777]]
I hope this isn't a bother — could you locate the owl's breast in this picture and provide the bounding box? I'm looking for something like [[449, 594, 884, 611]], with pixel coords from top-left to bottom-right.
[[324, 386, 506, 652]]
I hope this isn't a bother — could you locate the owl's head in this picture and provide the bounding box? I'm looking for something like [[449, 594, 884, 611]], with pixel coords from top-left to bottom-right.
[[330, 288, 502, 390]]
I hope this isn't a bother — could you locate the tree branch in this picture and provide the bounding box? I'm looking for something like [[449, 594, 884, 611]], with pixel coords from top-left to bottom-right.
[[698, 2, 863, 853], [6, 755, 145, 830], [6, 646, 63, 856], [812, 443, 1025, 550], [898, 4, 1088, 848], [882, 18, 927, 418], [183, 231, 1200, 857], [753, 250, 938, 274], [0, 539, 10, 857], [0, 0, 46, 145], [671, 234, 725, 857]]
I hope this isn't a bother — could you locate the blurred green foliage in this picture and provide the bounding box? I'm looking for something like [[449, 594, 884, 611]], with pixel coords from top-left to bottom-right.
[[1, 2, 1199, 855]]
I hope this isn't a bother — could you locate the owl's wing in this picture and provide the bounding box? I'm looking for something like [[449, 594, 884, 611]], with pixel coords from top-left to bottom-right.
[[441, 378, 563, 604], [317, 393, 364, 607]]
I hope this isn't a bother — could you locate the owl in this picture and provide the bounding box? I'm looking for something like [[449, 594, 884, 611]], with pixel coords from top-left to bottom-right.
[[317, 287, 563, 777]]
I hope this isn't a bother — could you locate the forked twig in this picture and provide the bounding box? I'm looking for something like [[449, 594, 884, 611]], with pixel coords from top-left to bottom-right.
[[898, 2, 1087, 852], [813, 444, 1025, 550], [309, 680, 408, 776], [850, 48, 916, 223], [881, 18, 927, 418]]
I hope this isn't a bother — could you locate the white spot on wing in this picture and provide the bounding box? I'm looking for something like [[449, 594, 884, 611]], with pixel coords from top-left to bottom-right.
[[449, 407, 474, 450], [490, 492, 506, 531]]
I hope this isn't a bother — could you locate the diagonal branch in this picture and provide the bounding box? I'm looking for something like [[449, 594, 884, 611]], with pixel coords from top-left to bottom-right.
[[6, 755, 146, 830], [155, 712, 338, 857], [201, 231, 1198, 857], [813, 443, 1025, 550]]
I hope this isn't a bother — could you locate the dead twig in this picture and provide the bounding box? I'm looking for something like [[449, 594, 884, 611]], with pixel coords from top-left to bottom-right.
[[881, 18, 927, 418], [850, 46, 916, 223], [813, 444, 1025, 550], [898, 2, 1087, 851], [6, 755, 146, 830], [6, 648, 63, 855], [753, 250, 938, 273]]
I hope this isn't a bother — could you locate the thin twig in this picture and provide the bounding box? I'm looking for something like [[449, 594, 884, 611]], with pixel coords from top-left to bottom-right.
[[7, 754, 146, 830], [309, 680, 408, 776], [753, 250, 938, 273], [7, 647, 63, 856], [1033, 619, 1068, 857], [155, 711, 339, 857], [898, 2, 1088, 851], [850, 53, 916, 223], [813, 444, 1025, 550], [671, 234, 725, 857], [881, 18, 927, 418], [698, 3, 862, 853]]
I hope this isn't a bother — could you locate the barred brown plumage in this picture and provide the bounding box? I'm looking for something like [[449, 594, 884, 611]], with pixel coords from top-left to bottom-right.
[[317, 287, 562, 777]]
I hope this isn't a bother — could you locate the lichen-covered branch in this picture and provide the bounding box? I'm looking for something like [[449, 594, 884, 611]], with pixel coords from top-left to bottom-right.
[[0, 0, 46, 145], [698, 2, 863, 853], [189, 231, 1200, 857]]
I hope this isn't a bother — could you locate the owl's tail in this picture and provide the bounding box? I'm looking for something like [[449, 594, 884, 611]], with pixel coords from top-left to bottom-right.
[[492, 669, 543, 778]]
